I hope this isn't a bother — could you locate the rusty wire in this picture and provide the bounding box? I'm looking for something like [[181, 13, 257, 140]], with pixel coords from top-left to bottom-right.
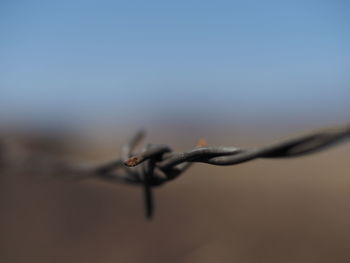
[[88, 123, 350, 219], [1, 123, 350, 219]]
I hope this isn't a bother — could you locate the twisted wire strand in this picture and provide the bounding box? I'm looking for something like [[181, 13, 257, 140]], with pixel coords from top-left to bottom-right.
[[2, 123, 349, 219], [87, 123, 350, 218], [144, 125, 349, 169]]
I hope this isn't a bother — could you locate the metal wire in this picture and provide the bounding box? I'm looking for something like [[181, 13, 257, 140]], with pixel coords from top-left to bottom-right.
[[2, 123, 350, 219], [88, 122, 350, 219]]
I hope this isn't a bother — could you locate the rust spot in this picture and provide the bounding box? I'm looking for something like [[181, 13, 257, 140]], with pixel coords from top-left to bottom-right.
[[196, 138, 208, 147], [125, 156, 141, 167]]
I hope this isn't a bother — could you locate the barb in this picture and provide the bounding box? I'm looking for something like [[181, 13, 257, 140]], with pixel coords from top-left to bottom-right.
[[141, 144, 156, 219], [3, 123, 350, 219]]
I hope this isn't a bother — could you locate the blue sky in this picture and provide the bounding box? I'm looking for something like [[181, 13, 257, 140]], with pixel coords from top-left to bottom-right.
[[1, 0, 349, 127]]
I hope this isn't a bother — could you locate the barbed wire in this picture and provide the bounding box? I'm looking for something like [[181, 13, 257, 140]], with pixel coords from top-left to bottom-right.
[[89, 122, 350, 219], [2, 123, 350, 219]]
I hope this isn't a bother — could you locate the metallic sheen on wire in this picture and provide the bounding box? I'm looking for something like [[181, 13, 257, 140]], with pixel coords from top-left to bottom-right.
[[90, 123, 350, 219]]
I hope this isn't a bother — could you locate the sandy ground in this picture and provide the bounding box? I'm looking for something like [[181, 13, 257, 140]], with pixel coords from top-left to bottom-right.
[[0, 127, 349, 263]]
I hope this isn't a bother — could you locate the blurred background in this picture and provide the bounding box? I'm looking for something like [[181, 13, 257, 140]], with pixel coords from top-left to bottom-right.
[[1, 0, 349, 262]]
